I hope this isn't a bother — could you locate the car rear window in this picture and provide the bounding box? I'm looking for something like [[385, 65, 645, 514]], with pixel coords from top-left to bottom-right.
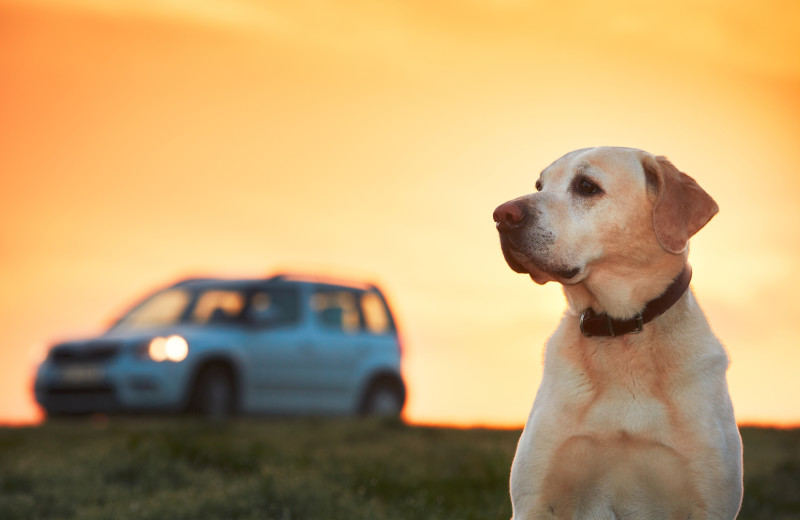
[[360, 292, 392, 334]]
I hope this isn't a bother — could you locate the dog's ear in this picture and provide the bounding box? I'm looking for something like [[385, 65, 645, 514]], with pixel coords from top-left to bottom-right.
[[642, 155, 719, 254]]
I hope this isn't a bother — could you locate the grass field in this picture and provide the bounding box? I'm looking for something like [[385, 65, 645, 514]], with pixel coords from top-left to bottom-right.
[[0, 419, 797, 519]]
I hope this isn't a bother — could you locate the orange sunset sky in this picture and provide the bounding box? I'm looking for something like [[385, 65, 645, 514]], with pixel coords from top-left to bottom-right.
[[1, 0, 799, 427]]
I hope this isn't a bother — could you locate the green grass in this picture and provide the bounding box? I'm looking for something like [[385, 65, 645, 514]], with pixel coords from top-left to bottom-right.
[[0, 420, 796, 519], [738, 426, 800, 519]]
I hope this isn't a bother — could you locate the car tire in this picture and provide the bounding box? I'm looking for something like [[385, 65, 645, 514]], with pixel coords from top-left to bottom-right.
[[191, 365, 236, 420], [361, 380, 404, 417]]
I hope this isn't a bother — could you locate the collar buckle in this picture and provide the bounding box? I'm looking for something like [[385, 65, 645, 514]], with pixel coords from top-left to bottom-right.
[[579, 310, 593, 337], [630, 313, 644, 334]]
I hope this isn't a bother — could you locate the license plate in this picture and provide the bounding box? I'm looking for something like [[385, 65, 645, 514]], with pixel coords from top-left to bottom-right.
[[60, 365, 106, 384]]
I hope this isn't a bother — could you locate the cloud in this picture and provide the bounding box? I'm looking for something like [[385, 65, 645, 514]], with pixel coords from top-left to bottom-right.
[[23, 0, 272, 28], [13, 0, 800, 80]]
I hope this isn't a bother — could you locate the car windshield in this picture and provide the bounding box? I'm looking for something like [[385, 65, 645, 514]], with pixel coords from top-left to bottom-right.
[[110, 286, 247, 332]]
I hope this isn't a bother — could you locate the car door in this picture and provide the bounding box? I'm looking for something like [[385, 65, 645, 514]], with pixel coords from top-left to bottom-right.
[[304, 285, 367, 412], [241, 284, 318, 413]]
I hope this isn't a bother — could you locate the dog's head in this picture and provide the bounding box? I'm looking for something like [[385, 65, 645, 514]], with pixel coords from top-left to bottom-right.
[[494, 147, 718, 289]]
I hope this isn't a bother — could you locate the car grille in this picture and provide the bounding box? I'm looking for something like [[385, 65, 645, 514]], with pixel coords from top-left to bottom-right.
[[50, 341, 121, 365], [42, 385, 117, 413]]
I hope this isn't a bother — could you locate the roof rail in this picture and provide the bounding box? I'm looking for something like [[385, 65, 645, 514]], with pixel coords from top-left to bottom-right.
[[267, 272, 378, 291], [172, 277, 222, 287]]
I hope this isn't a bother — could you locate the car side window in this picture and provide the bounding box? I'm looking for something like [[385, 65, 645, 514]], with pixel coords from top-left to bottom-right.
[[311, 289, 361, 333], [248, 288, 300, 328], [192, 290, 246, 325]]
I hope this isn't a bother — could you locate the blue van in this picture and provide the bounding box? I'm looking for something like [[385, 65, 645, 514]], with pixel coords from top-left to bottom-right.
[[34, 274, 406, 419]]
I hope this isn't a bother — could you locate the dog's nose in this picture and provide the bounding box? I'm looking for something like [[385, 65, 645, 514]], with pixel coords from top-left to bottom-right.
[[493, 200, 527, 231]]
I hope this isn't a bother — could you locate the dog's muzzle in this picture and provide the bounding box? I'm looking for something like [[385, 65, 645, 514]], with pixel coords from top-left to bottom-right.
[[494, 200, 530, 273], [493, 200, 581, 281]]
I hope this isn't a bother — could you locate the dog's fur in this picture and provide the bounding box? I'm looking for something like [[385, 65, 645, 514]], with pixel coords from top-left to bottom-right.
[[494, 147, 742, 519]]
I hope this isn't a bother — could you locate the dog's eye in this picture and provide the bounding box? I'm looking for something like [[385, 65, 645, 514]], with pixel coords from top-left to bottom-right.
[[574, 176, 602, 196], [535, 180, 543, 192]]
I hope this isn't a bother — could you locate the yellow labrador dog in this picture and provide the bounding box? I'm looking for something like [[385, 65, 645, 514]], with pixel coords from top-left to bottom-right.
[[493, 147, 742, 520]]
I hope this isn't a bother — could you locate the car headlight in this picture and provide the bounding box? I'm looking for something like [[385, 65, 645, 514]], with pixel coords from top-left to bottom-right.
[[148, 335, 189, 362]]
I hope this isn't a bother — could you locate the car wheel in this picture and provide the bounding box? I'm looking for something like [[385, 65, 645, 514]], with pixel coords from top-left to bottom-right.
[[361, 381, 404, 417], [192, 366, 236, 420]]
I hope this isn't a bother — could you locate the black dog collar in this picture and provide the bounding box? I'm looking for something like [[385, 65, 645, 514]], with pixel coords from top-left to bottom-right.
[[579, 264, 693, 338]]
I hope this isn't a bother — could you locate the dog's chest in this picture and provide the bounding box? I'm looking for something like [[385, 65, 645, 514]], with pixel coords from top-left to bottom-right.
[[554, 334, 682, 435], [582, 382, 671, 435], [510, 337, 697, 517]]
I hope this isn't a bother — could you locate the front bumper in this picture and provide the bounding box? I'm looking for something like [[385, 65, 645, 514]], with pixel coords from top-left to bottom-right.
[[35, 355, 192, 415]]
